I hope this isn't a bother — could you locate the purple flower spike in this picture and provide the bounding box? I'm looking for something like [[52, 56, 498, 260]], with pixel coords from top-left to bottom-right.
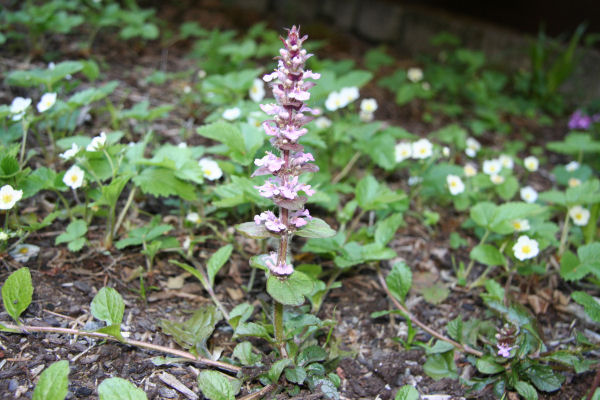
[[497, 343, 512, 358], [266, 252, 293, 276], [568, 109, 592, 130]]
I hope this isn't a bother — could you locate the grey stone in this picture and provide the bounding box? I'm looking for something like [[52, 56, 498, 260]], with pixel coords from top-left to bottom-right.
[[158, 387, 178, 398], [8, 379, 18, 392]]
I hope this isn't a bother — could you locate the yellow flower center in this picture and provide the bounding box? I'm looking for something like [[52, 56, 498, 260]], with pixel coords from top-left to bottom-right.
[[71, 175, 78, 183], [522, 245, 531, 254], [2, 194, 13, 204], [19, 247, 29, 254]]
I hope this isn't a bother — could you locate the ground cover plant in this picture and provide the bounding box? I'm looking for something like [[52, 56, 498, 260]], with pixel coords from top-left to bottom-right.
[[0, 1, 599, 399]]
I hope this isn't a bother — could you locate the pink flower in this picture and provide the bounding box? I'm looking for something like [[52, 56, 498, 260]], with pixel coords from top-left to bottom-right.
[[255, 178, 281, 198], [290, 209, 311, 228], [265, 252, 293, 276], [254, 211, 286, 232], [254, 152, 285, 175], [497, 343, 512, 358]]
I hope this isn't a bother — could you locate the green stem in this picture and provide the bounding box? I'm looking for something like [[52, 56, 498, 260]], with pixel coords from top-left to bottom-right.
[[273, 300, 286, 357], [113, 187, 136, 238], [463, 229, 490, 282], [558, 211, 570, 256]]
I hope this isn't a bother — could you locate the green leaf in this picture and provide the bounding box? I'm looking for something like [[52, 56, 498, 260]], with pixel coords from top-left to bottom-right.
[[470, 244, 505, 266], [524, 364, 564, 392], [207, 244, 233, 287], [55, 219, 87, 248], [515, 381, 538, 400], [355, 175, 406, 211], [159, 306, 222, 352], [298, 345, 328, 367], [235, 222, 276, 239], [394, 385, 419, 400], [232, 342, 261, 366], [234, 322, 273, 342], [197, 371, 235, 400], [267, 271, 314, 306], [336, 70, 373, 88], [32, 360, 69, 400], [90, 287, 125, 326], [559, 250, 586, 281], [470, 202, 496, 228], [295, 218, 336, 238], [375, 213, 404, 246], [133, 167, 196, 201], [268, 358, 292, 383], [98, 377, 147, 400], [421, 283, 450, 305], [425, 340, 455, 355], [476, 356, 504, 374], [571, 291, 600, 323], [446, 317, 463, 341], [67, 81, 119, 106], [2, 267, 33, 323], [386, 262, 412, 303], [285, 366, 307, 384], [423, 352, 457, 380]]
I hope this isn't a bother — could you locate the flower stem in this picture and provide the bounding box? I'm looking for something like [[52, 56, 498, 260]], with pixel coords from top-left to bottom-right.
[[273, 300, 287, 357], [558, 211, 570, 256], [463, 229, 490, 282]]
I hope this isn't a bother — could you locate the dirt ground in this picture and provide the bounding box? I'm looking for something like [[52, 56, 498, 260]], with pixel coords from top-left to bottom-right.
[[0, 2, 598, 399]]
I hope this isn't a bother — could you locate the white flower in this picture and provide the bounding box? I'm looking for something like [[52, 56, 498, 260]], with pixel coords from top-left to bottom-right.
[[395, 142, 412, 162], [520, 186, 538, 203], [314, 116, 332, 129], [411, 138, 433, 159], [464, 163, 477, 177], [465, 137, 480, 158], [10, 97, 31, 121], [340, 87, 359, 105], [0, 231, 8, 241], [249, 78, 265, 102], [325, 91, 344, 111], [512, 219, 530, 232], [524, 156, 539, 172], [483, 159, 501, 175], [360, 98, 378, 113], [569, 205, 590, 226], [568, 178, 581, 187], [565, 161, 580, 172], [59, 143, 80, 160], [499, 154, 513, 170], [183, 85, 192, 94], [182, 236, 191, 250], [513, 235, 539, 261], [37, 92, 57, 113], [63, 165, 85, 189], [186, 212, 201, 224], [490, 174, 505, 185], [48, 62, 56, 70], [199, 158, 223, 181], [0, 185, 23, 210], [222, 107, 241, 121], [178, 142, 188, 148], [446, 175, 465, 195], [442, 146, 450, 157], [10, 244, 40, 263], [407, 67, 423, 83], [197, 70, 207, 79], [87, 131, 107, 151], [359, 111, 374, 122]]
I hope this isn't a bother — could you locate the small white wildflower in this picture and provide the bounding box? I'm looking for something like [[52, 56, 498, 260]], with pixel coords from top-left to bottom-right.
[[411, 138, 433, 159], [464, 163, 477, 177], [568, 178, 581, 187], [446, 175, 465, 195], [513, 235, 539, 261], [186, 212, 201, 224], [465, 137, 481, 158], [499, 154, 514, 170], [197, 70, 207, 79], [0, 231, 8, 241], [325, 91, 344, 111], [339, 87, 359, 105], [37, 92, 57, 113], [407, 67, 423, 83], [314, 116, 332, 129], [183, 85, 192, 94], [490, 174, 505, 185], [569, 205, 590, 226], [483, 159, 502, 175], [178, 142, 188, 148], [512, 219, 530, 232], [360, 98, 378, 113], [63, 165, 85, 190], [520, 186, 538, 203], [182, 236, 191, 250], [442, 146, 450, 157], [249, 78, 265, 102], [9, 244, 40, 263], [565, 161, 580, 172], [222, 107, 241, 121], [199, 158, 223, 181], [395, 142, 412, 162], [86, 131, 107, 151], [524, 156, 539, 172], [59, 143, 81, 161], [0, 185, 23, 210], [48, 62, 56, 70], [10, 97, 32, 121]]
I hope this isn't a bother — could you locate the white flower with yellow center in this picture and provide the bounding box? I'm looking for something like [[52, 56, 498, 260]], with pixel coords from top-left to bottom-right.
[[442, 146, 450, 157], [87, 131, 107, 152], [483, 159, 501, 175], [340, 87, 359, 105], [568, 178, 581, 188], [463, 163, 477, 177], [395, 142, 412, 162], [249, 78, 265, 102], [325, 91, 345, 111], [199, 158, 223, 181], [565, 161, 580, 172], [360, 98, 378, 113], [186, 212, 201, 224], [314, 116, 332, 129], [10, 97, 32, 121], [513, 235, 539, 261], [490, 174, 505, 185], [63, 165, 85, 189], [37, 92, 57, 113], [568, 205, 590, 226], [407, 67, 423, 83], [446, 175, 465, 195], [0, 185, 23, 210], [0, 231, 8, 241], [465, 137, 481, 158], [524, 156, 539, 172], [10, 244, 40, 263], [59, 143, 80, 161], [499, 154, 513, 170], [520, 186, 538, 203], [411, 138, 433, 159], [222, 107, 241, 121], [512, 219, 530, 232]]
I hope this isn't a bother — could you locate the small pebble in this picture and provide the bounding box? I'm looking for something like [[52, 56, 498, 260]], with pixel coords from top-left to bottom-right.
[[75, 386, 93, 397], [8, 379, 18, 391], [158, 387, 177, 398]]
